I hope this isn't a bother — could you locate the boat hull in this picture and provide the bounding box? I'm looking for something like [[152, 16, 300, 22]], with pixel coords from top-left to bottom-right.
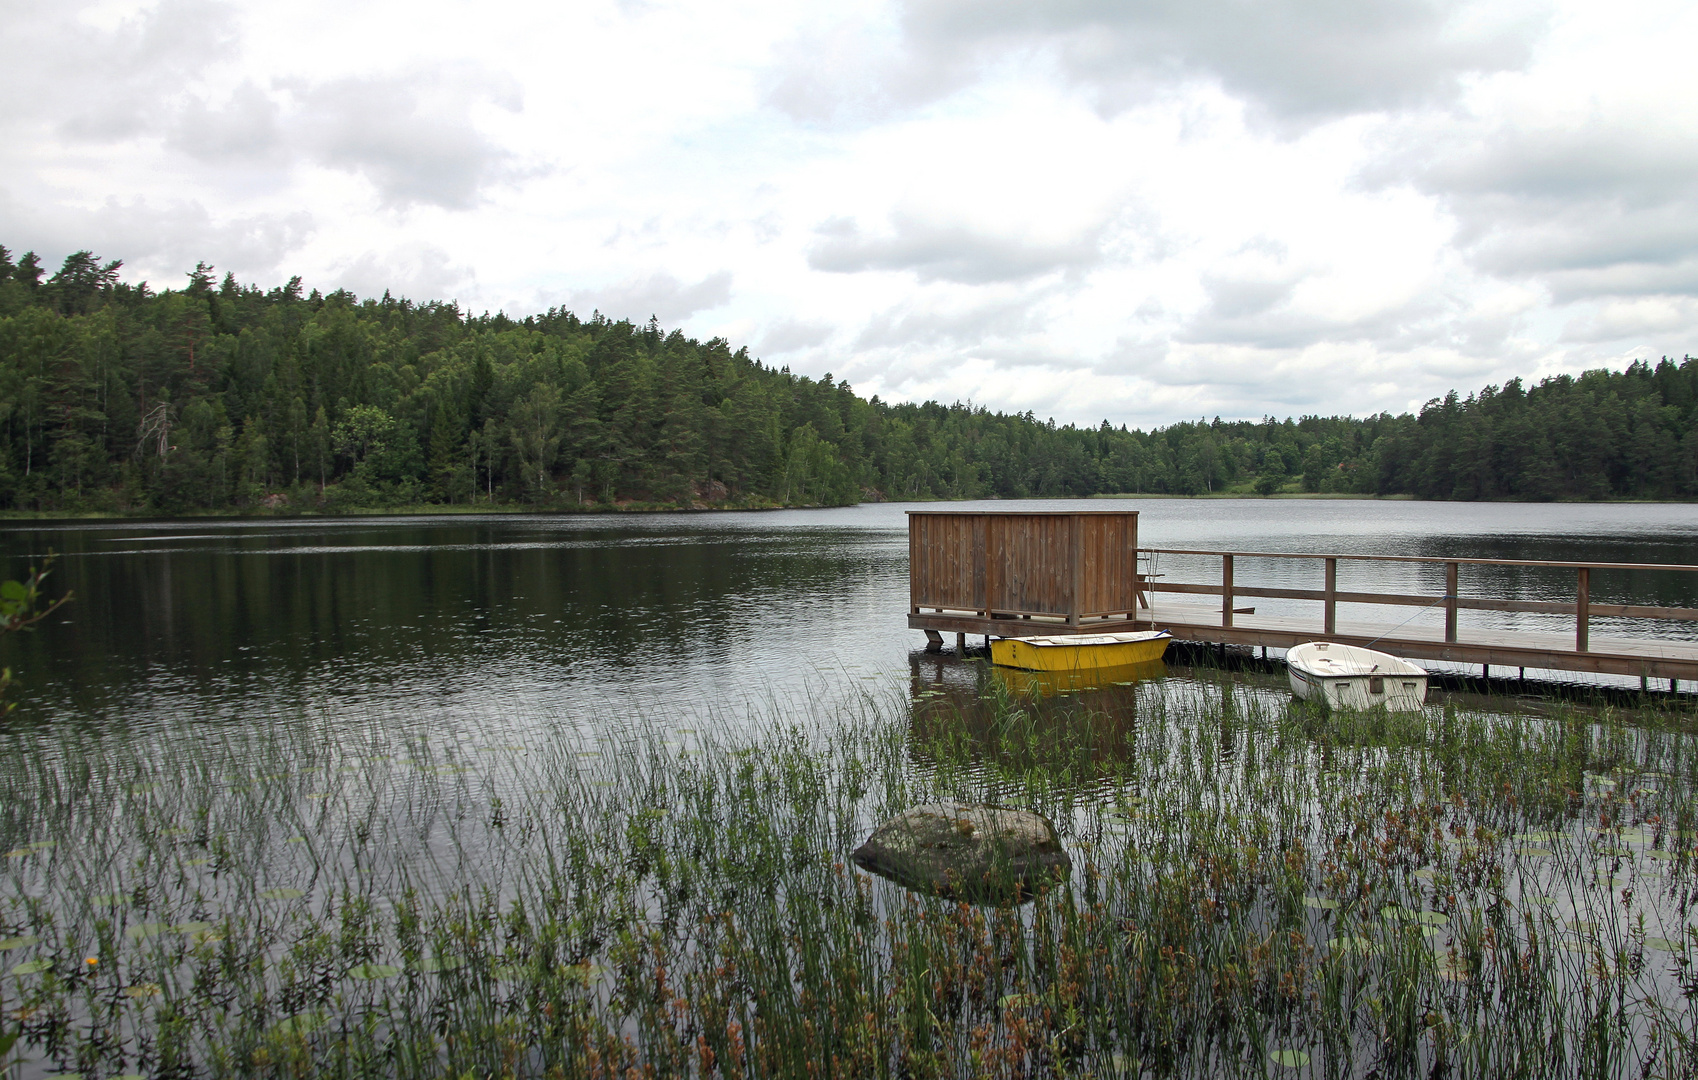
[[991, 631, 1171, 672], [1287, 641, 1428, 712]]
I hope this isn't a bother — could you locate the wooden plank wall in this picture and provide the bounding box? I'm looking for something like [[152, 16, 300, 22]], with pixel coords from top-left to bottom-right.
[[1079, 513, 1139, 617], [910, 511, 1139, 619]]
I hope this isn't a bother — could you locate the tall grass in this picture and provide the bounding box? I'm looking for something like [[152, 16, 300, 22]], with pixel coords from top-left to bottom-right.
[[0, 671, 1694, 1078]]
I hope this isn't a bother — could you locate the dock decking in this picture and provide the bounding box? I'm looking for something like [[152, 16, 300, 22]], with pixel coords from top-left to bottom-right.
[[906, 511, 1698, 684]]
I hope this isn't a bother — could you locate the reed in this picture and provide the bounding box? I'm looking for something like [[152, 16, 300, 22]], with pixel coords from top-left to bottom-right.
[[0, 673, 1693, 1078]]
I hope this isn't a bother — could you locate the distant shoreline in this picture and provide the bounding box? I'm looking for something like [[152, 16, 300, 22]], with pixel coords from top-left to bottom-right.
[[6, 491, 1698, 524]]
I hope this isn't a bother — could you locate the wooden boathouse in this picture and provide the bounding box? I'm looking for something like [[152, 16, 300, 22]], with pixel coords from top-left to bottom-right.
[[908, 509, 1698, 685]]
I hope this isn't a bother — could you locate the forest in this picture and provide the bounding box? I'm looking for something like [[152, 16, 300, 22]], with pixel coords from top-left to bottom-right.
[[1, 244, 1695, 515]]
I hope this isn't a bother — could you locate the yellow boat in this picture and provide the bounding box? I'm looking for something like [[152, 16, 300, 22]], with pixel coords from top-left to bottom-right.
[[990, 630, 1172, 672]]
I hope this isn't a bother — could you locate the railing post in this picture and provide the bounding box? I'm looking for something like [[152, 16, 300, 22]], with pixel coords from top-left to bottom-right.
[[1444, 562, 1459, 643], [1577, 567, 1590, 652], [1324, 557, 1337, 635], [1222, 554, 1234, 629]]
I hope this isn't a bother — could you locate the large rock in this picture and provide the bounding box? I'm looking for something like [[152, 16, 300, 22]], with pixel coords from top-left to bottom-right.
[[851, 803, 1070, 902]]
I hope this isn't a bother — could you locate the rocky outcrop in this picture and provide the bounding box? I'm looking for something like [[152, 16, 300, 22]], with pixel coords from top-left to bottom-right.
[[852, 803, 1070, 902]]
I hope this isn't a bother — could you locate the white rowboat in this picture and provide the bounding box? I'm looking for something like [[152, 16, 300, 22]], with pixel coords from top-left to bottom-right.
[[1287, 642, 1427, 712]]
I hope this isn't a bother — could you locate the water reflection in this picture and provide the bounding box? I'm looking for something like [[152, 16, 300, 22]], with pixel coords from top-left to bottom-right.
[[1, 500, 1693, 758], [990, 659, 1167, 698], [906, 652, 1151, 783]]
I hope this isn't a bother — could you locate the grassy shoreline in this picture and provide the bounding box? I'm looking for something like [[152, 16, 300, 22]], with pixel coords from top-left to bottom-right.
[[1, 672, 1694, 1077]]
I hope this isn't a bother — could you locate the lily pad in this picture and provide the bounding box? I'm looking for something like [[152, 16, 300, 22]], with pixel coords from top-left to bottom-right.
[[1330, 935, 1377, 955], [490, 964, 525, 981], [259, 887, 305, 900], [1270, 1049, 1310, 1068], [124, 922, 173, 940], [1303, 896, 1341, 909], [349, 962, 402, 980], [182, 858, 210, 868], [9, 958, 52, 974], [1646, 849, 1675, 861], [1436, 959, 1471, 982], [285, 837, 308, 844], [171, 921, 215, 935], [1517, 830, 1563, 842], [561, 961, 604, 984], [998, 992, 1039, 1009], [121, 983, 162, 998], [269, 1012, 326, 1037], [1645, 936, 1683, 952], [0, 935, 40, 951]]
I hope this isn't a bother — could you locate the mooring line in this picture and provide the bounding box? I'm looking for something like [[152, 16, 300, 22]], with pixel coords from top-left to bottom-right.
[[1363, 592, 1456, 650]]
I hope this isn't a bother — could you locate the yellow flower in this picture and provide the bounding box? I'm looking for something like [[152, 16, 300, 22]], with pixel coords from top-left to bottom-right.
[[86, 957, 99, 966]]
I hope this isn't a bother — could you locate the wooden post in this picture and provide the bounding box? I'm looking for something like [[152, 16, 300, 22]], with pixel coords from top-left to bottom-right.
[[1444, 562, 1459, 643], [956, 632, 966, 653], [977, 515, 990, 618], [1576, 567, 1590, 653], [1222, 554, 1235, 629], [1324, 557, 1337, 635], [1068, 514, 1083, 626]]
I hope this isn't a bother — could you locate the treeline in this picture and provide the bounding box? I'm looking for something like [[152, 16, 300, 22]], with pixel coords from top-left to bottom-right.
[[0, 245, 1695, 514]]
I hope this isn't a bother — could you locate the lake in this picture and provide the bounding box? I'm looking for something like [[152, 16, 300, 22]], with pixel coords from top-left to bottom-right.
[[3, 498, 1695, 751], [2, 498, 1695, 1078]]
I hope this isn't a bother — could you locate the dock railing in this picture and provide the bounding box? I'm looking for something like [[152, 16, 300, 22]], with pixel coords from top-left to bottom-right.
[[1137, 547, 1698, 682]]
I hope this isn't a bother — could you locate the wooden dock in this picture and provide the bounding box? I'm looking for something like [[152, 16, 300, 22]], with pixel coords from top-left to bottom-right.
[[906, 511, 1698, 685]]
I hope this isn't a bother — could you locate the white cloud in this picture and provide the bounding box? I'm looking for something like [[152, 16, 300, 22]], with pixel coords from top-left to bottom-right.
[[563, 271, 734, 324], [1, 0, 1694, 429]]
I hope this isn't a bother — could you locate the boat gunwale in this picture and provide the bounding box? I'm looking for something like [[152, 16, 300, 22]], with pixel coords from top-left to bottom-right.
[[1288, 641, 1428, 679]]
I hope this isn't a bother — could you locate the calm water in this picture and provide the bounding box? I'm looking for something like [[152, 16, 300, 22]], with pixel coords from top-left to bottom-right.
[[2, 499, 1695, 749]]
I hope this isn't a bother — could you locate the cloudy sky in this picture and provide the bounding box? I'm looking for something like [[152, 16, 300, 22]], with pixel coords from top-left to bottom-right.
[[3, 0, 1695, 428]]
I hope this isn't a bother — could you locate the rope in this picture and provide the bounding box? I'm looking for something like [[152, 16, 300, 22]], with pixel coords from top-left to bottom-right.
[[1363, 593, 1455, 649]]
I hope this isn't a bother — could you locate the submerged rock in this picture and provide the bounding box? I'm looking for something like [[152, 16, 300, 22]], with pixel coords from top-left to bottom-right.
[[851, 803, 1070, 902]]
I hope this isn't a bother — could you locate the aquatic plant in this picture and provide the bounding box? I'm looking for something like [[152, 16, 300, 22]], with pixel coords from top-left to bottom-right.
[[0, 671, 1693, 1077]]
